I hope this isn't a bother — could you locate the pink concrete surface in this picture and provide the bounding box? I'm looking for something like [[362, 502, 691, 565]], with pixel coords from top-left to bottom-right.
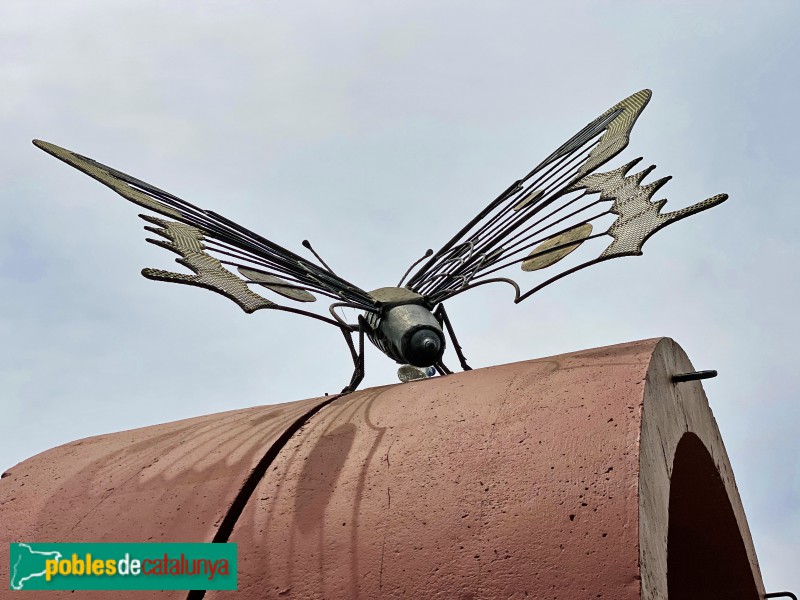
[[0, 339, 765, 599], [0, 396, 327, 599]]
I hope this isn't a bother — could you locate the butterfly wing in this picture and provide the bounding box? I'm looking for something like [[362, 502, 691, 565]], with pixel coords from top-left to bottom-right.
[[404, 90, 727, 305], [34, 140, 377, 324]]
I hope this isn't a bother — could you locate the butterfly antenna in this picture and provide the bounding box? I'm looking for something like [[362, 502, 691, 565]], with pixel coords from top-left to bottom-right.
[[397, 249, 434, 287], [302, 239, 338, 275]]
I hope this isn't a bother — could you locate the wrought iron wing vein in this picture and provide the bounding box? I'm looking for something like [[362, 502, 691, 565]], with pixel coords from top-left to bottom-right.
[[32, 140, 377, 326], [403, 89, 727, 305]]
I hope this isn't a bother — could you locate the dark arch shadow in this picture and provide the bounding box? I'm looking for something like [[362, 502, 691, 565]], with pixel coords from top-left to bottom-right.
[[667, 432, 759, 599]]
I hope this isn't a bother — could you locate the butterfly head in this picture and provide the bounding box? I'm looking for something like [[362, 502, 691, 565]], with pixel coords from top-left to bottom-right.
[[406, 328, 443, 367]]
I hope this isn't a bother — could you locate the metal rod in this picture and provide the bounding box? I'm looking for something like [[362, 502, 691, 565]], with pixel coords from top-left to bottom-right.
[[397, 249, 434, 286], [672, 370, 718, 383]]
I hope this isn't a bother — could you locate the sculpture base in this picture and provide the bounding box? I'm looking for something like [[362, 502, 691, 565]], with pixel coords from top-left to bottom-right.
[[0, 338, 764, 599]]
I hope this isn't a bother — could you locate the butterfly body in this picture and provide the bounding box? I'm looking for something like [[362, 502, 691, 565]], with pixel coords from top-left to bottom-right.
[[364, 301, 446, 368], [34, 89, 727, 393]]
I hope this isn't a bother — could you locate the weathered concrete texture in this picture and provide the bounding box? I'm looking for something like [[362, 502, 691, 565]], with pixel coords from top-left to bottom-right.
[[1, 338, 765, 599], [0, 396, 328, 599], [207, 338, 764, 600]]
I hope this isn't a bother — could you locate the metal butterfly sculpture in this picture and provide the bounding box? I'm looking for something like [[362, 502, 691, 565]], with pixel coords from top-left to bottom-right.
[[35, 89, 726, 393]]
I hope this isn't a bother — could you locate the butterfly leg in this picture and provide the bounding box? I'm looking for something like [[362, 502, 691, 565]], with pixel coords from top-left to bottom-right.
[[434, 362, 453, 376], [340, 317, 367, 394], [434, 303, 472, 371]]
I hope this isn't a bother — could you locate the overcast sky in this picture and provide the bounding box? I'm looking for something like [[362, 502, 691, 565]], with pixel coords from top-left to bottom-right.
[[1, 0, 798, 591]]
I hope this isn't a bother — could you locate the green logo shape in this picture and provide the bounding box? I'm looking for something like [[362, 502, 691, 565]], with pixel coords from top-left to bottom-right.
[[9, 543, 237, 591]]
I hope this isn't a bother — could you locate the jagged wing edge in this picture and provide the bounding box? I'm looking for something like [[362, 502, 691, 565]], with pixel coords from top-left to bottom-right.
[[434, 159, 729, 305], [143, 215, 349, 327], [33, 140, 351, 328], [404, 89, 652, 294], [138, 213, 277, 314]]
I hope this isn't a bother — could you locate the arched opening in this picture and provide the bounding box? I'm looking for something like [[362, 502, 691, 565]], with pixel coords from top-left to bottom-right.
[[668, 432, 759, 599]]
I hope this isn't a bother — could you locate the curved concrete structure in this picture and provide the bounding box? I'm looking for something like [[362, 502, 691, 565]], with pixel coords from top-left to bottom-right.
[[0, 338, 764, 599]]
